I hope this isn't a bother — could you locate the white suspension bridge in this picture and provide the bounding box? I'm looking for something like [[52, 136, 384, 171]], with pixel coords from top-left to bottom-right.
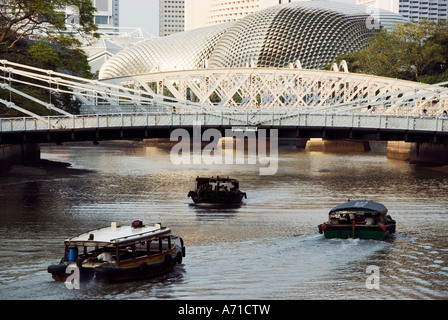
[[1, 60, 448, 145]]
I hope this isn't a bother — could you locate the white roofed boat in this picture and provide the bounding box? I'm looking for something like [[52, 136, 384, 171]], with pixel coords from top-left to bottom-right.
[[48, 220, 185, 284]]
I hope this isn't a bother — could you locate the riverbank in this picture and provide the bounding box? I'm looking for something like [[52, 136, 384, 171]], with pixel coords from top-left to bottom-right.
[[0, 158, 91, 182]]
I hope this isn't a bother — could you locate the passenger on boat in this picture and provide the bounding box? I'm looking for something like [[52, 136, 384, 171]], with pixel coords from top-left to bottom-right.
[[98, 251, 113, 262]]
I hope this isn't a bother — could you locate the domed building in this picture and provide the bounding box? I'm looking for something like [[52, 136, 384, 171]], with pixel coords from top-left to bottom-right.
[[98, 1, 407, 79], [98, 23, 232, 79]]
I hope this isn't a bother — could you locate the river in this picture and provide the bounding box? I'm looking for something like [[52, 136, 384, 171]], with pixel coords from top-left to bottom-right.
[[0, 140, 447, 300]]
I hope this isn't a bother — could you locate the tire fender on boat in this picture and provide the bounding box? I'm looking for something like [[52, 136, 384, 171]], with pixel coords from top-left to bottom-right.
[[47, 264, 66, 274], [176, 252, 183, 264], [180, 237, 186, 257]]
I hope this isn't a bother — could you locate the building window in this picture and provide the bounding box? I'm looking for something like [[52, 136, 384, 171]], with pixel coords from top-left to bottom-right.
[[95, 16, 109, 24], [96, 0, 109, 11]]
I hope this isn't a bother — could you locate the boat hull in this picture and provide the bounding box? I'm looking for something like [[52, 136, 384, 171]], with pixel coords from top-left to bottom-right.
[[48, 249, 183, 283], [318, 224, 396, 240], [94, 251, 182, 282], [188, 190, 246, 205]]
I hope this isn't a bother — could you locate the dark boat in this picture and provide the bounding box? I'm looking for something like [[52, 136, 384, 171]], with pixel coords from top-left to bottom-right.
[[318, 200, 396, 240], [187, 176, 247, 205], [48, 220, 185, 284]]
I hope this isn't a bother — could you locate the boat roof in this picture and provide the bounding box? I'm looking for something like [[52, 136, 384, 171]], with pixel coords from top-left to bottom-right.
[[65, 222, 171, 247], [196, 176, 239, 183], [330, 200, 388, 214]]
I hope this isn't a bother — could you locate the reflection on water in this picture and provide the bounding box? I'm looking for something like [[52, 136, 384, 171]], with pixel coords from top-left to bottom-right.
[[0, 141, 447, 300]]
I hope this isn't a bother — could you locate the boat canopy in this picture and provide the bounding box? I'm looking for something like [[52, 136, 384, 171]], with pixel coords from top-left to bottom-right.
[[64, 221, 171, 247], [195, 176, 240, 189], [329, 200, 388, 215], [196, 176, 239, 183]]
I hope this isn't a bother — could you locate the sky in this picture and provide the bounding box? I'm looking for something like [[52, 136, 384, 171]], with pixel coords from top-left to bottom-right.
[[119, 0, 357, 36]]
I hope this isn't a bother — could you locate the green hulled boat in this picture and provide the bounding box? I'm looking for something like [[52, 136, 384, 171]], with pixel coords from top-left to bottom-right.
[[318, 200, 396, 240]]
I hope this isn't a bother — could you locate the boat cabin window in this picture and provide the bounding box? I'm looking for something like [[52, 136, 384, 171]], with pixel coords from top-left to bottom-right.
[[65, 245, 117, 263], [64, 236, 174, 264], [329, 211, 385, 225], [117, 236, 173, 262], [196, 179, 239, 192]]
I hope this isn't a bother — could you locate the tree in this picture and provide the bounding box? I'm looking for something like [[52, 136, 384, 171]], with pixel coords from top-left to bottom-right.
[[0, 0, 98, 117], [333, 20, 448, 84], [394, 20, 445, 81], [415, 20, 448, 84], [0, 0, 98, 53]]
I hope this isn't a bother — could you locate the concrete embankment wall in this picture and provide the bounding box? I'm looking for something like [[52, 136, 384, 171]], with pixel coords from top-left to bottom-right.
[[0, 144, 41, 173], [304, 139, 371, 153], [387, 141, 448, 165], [299, 139, 448, 166]]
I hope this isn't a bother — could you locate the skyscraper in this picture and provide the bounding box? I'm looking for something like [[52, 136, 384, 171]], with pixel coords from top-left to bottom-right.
[[398, 0, 448, 21], [356, 0, 399, 14], [64, 0, 119, 29], [357, 0, 448, 21], [159, 0, 185, 37], [94, 0, 119, 28]]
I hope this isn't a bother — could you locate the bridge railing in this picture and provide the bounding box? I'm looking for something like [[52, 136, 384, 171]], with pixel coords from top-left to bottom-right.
[[1, 112, 448, 133]]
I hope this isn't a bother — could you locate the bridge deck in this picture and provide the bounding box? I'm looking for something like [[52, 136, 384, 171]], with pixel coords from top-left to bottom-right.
[[1, 111, 447, 145]]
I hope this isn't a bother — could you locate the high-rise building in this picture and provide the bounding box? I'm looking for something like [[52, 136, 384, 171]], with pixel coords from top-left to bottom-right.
[[64, 0, 119, 29], [94, 0, 119, 28], [185, 0, 326, 31], [356, 0, 399, 14], [159, 0, 185, 37], [357, 0, 448, 21], [398, 0, 448, 21], [1, 0, 119, 29]]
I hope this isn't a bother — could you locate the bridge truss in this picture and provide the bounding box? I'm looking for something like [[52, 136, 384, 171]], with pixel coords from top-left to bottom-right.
[[0, 60, 216, 118], [105, 67, 448, 117], [1, 59, 448, 128]]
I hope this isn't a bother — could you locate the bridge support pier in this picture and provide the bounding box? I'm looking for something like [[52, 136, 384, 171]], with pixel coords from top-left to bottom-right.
[[0, 143, 40, 173], [303, 139, 371, 153], [386, 141, 412, 161], [295, 138, 309, 149], [387, 141, 448, 166]]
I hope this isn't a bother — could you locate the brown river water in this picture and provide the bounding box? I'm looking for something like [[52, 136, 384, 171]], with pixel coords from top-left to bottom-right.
[[0, 140, 447, 300]]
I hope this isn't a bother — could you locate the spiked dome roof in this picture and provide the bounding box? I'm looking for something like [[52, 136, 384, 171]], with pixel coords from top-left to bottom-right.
[[99, 1, 407, 79]]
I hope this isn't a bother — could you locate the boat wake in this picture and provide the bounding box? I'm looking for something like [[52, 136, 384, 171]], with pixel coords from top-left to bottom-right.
[[175, 234, 390, 299]]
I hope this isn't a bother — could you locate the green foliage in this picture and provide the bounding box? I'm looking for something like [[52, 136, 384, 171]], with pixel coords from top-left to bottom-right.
[[418, 69, 448, 84], [333, 20, 448, 84], [0, 0, 98, 117], [0, 0, 98, 52], [29, 41, 60, 69]]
